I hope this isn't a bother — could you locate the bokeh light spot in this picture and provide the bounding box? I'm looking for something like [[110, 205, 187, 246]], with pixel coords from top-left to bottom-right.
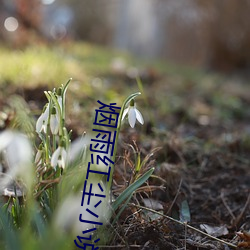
[[4, 17, 19, 32], [41, 0, 55, 5], [50, 24, 66, 40]]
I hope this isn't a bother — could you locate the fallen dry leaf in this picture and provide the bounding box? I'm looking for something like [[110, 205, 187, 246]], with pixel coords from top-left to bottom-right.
[[237, 231, 250, 248], [200, 224, 229, 237]]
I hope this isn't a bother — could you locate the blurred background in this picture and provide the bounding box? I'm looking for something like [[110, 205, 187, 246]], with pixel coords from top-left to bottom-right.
[[0, 2, 250, 249], [1, 0, 250, 72], [1, 0, 250, 136]]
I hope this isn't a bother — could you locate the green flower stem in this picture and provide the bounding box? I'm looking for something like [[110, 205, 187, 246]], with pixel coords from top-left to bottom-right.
[[44, 139, 49, 165], [48, 92, 63, 136], [44, 94, 53, 164], [61, 78, 72, 126], [107, 92, 141, 192], [52, 134, 56, 152], [63, 127, 70, 150], [48, 79, 71, 137]]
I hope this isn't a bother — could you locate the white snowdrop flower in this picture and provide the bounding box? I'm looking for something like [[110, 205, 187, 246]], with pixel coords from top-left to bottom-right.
[[36, 103, 50, 133], [51, 143, 67, 169], [122, 99, 144, 128], [35, 144, 43, 164], [50, 106, 59, 135], [56, 87, 63, 111], [0, 130, 33, 190], [57, 95, 63, 112]]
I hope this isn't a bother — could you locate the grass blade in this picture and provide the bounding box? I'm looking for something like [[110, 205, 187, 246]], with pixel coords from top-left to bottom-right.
[[112, 167, 154, 211]]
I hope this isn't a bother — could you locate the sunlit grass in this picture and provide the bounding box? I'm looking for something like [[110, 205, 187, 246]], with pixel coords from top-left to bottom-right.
[[0, 41, 247, 129], [0, 41, 206, 87], [0, 42, 133, 87], [0, 44, 85, 86]]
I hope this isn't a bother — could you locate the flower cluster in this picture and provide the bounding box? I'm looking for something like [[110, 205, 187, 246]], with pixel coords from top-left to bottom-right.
[[33, 86, 146, 245], [36, 89, 62, 136], [35, 81, 71, 185]]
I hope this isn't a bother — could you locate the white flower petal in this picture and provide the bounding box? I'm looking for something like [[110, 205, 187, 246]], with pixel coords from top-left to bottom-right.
[[57, 96, 63, 111], [36, 104, 50, 134], [122, 102, 144, 128], [0, 130, 13, 151], [41, 121, 48, 133], [51, 147, 61, 168], [135, 109, 144, 125], [35, 150, 42, 164], [61, 148, 67, 159], [50, 114, 59, 135], [58, 159, 64, 169], [128, 107, 136, 128], [44, 104, 50, 118], [60, 148, 67, 169], [122, 107, 129, 120], [36, 113, 45, 133], [51, 147, 68, 169]]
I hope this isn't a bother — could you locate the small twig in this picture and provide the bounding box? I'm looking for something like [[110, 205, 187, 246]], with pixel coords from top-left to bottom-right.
[[166, 178, 183, 215], [184, 221, 187, 250], [34, 180, 59, 199], [221, 190, 236, 221], [233, 192, 250, 227], [129, 203, 238, 249], [39, 177, 60, 184], [135, 185, 164, 193]]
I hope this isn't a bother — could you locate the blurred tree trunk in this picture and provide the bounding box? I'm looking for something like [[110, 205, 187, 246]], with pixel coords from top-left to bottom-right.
[[15, 0, 42, 45], [161, 0, 250, 71], [0, 0, 42, 46], [69, 0, 113, 44], [16, 0, 41, 31], [204, 0, 250, 71]]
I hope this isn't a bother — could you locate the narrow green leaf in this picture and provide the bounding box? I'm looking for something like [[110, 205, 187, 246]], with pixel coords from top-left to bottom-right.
[[0, 208, 21, 250], [108, 91, 142, 192], [32, 209, 46, 237], [135, 152, 141, 173], [112, 192, 133, 225], [112, 167, 154, 211], [122, 92, 141, 109], [62, 78, 72, 97], [179, 199, 191, 222]]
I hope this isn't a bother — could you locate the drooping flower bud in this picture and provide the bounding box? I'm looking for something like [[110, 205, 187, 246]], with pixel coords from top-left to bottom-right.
[[122, 99, 144, 128], [36, 103, 50, 133], [50, 106, 59, 135], [51, 140, 67, 169]]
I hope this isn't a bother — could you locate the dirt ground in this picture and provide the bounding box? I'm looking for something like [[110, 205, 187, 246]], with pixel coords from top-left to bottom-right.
[[109, 72, 250, 249], [1, 69, 250, 250], [110, 125, 250, 249]]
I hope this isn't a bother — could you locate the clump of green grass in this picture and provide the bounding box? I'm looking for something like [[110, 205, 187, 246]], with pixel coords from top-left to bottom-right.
[[0, 79, 154, 250]]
